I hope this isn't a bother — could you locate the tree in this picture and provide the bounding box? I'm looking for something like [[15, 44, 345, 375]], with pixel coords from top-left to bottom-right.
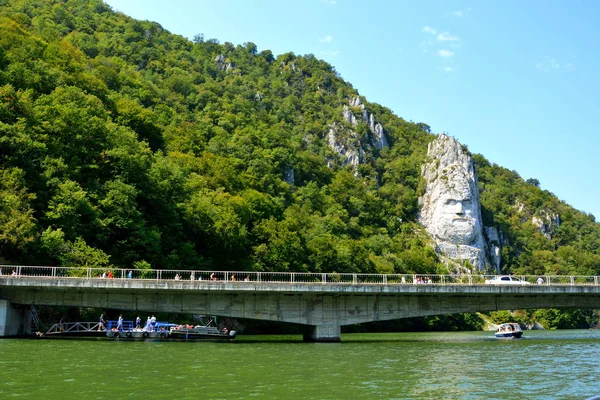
[[0, 168, 37, 260]]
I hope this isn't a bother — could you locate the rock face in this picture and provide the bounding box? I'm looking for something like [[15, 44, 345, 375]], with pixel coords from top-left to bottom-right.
[[327, 96, 389, 171], [214, 54, 233, 72], [532, 212, 560, 238], [485, 226, 505, 272], [418, 134, 487, 270]]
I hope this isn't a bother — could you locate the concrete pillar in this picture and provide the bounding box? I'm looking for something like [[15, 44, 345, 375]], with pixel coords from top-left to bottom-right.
[[303, 324, 341, 342], [0, 300, 31, 337]]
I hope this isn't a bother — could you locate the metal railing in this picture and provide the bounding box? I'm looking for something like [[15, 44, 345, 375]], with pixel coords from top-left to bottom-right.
[[45, 321, 104, 335], [31, 306, 41, 331], [1, 265, 599, 287]]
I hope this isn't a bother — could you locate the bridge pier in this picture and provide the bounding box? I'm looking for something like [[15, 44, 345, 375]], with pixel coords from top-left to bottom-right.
[[303, 324, 341, 342], [0, 300, 31, 337]]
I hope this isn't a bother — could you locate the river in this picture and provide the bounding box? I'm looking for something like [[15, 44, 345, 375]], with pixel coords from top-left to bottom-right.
[[2, 330, 599, 399]]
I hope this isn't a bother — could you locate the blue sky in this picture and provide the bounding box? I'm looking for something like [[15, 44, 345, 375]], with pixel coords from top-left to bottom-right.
[[104, 0, 600, 219]]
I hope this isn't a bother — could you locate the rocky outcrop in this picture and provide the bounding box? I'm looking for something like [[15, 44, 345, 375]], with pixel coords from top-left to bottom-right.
[[214, 54, 233, 72], [327, 124, 362, 169], [327, 96, 389, 170], [485, 226, 504, 272], [532, 211, 560, 238], [283, 167, 295, 185], [418, 134, 488, 270]]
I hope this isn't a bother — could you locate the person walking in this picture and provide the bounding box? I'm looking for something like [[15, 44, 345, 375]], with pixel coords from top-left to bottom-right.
[[99, 314, 106, 331]]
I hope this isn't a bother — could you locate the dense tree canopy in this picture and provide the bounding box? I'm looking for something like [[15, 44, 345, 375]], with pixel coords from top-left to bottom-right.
[[1, 0, 599, 285]]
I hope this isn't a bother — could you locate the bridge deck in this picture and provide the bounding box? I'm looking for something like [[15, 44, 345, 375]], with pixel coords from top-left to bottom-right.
[[3, 266, 600, 341]]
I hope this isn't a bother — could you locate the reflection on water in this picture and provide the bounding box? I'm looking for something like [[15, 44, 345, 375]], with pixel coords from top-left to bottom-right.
[[1, 330, 599, 399]]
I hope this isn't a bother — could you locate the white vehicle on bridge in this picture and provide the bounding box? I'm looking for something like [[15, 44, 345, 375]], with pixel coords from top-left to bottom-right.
[[485, 276, 531, 285]]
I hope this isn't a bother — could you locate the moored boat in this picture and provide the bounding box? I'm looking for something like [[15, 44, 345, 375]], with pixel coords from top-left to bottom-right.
[[495, 323, 523, 338], [106, 320, 177, 339], [169, 316, 236, 340]]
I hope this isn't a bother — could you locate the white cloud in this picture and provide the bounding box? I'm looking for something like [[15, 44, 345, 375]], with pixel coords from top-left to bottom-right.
[[320, 50, 340, 57], [437, 32, 460, 42], [318, 35, 333, 43], [422, 26, 437, 35], [536, 56, 575, 71], [438, 49, 454, 58], [443, 66, 454, 72]]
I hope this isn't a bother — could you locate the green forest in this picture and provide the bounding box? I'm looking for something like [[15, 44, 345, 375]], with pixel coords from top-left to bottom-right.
[[1, 0, 600, 330]]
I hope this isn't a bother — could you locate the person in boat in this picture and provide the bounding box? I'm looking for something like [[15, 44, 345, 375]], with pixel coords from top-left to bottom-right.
[[117, 314, 123, 331], [150, 315, 157, 330], [244, 275, 250, 281], [231, 275, 236, 281], [174, 273, 181, 280], [210, 272, 217, 281], [99, 314, 106, 331], [107, 270, 113, 279], [145, 316, 152, 331], [190, 271, 195, 280], [135, 316, 141, 329]]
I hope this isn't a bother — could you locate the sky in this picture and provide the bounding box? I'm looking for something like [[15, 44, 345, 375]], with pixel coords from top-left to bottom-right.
[[104, 0, 600, 219]]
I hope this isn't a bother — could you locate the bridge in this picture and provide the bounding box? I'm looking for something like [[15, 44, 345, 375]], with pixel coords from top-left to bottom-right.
[[1, 266, 600, 341]]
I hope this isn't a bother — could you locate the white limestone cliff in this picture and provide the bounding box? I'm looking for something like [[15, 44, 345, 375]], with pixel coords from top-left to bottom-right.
[[418, 134, 488, 270], [327, 96, 389, 170], [214, 54, 233, 71], [532, 212, 560, 238]]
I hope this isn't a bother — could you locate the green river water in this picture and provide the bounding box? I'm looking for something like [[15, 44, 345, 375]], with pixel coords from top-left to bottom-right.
[[2, 330, 600, 399]]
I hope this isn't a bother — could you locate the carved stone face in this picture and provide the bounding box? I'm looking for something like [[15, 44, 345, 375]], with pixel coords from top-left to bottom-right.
[[418, 134, 487, 270], [431, 190, 477, 244]]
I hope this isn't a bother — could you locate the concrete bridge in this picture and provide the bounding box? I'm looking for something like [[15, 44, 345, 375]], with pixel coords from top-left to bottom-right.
[[1, 266, 600, 341]]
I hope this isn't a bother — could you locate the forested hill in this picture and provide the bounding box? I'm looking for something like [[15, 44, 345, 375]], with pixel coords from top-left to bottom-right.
[[1, 0, 599, 277]]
